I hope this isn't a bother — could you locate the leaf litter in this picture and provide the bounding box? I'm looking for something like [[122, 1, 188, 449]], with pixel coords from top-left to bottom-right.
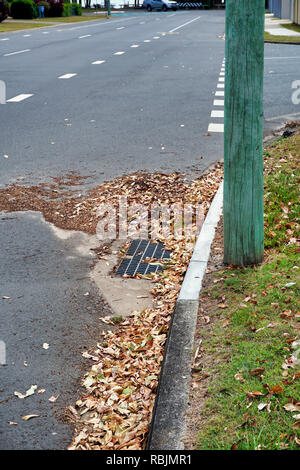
[[0, 164, 223, 449]]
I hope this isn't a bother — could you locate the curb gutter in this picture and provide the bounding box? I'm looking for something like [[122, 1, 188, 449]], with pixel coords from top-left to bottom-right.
[[264, 40, 300, 45], [147, 182, 224, 450]]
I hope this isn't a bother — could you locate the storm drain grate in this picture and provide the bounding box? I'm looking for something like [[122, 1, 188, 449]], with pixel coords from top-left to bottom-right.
[[115, 239, 171, 277]]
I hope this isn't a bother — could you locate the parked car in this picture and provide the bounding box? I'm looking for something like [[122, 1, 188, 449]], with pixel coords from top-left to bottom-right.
[[143, 0, 178, 11], [0, 0, 8, 22]]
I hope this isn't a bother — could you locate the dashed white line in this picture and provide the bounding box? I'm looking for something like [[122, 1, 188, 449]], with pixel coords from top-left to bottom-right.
[[169, 15, 201, 33], [208, 123, 224, 133], [213, 99, 224, 106], [4, 49, 30, 57], [131, 44, 139, 48], [220, 72, 225, 76], [23, 34, 31, 37], [219, 77, 225, 82], [153, 36, 160, 39], [7, 94, 33, 103], [0, 38, 9, 41], [92, 60, 105, 65], [42, 31, 49, 34], [116, 27, 125, 30], [114, 51, 125, 55], [58, 73, 77, 79], [211, 110, 224, 118], [144, 39, 151, 42], [215, 91, 224, 96], [217, 83, 224, 88], [79, 34, 91, 39]]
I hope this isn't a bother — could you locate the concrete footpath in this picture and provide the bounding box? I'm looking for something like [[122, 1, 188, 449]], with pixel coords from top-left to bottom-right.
[[265, 13, 300, 36]]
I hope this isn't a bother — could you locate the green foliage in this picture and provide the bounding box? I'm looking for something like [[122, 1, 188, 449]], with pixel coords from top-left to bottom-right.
[[10, 0, 37, 19], [194, 131, 300, 450], [62, 2, 72, 16], [71, 2, 81, 15]]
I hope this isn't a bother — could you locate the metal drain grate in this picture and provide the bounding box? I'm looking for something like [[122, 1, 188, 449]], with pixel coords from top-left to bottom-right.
[[115, 240, 171, 277]]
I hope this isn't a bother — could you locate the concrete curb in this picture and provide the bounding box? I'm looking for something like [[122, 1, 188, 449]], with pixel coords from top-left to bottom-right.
[[147, 182, 224, 450], [264, 40, 300, 45]]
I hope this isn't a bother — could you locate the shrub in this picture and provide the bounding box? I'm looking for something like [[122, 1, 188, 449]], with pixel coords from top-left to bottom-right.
[[62, 2, 71, 15], [10, 0, 37, 19], [48, 0, 63, 16], [71, 2, 81, 15]]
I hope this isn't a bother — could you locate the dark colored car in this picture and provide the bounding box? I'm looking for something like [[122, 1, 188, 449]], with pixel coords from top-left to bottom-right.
[[0, 0, 9, 23]]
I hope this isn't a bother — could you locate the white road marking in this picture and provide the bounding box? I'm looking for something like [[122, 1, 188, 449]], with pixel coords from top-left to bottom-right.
[[92, 60, 106, 64], [220, 72, 225, 76], [169, 15, 201, 33], [23, 34, 31, 37], [114, 51, 125, 55], [58, 73, 77, 79], [131, 44, 139, 48], [144, 39, 151, 42], [7, 94, 33, 102], [79, 34, 91, 39], [116, 27, 125, 30], [153, 36, 160, 39], [0, 38, 9, 41], [208, 123, 224, 133], [42, 32, 49, 34], [265, 56, 300, 60], [213, 99, 224, 106], [217, 83, 224, 88], [140, 21, 145, 24], [265, 111, 300, 121], [219, 77, 225, 82], [70, 16, 137, 31], [4, 49, 30, 57], [211, 110, 224, 118], [215, 91, 224, 96]]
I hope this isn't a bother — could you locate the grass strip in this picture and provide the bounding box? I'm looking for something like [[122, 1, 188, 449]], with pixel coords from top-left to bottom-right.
[[194, 130, 300, 450]]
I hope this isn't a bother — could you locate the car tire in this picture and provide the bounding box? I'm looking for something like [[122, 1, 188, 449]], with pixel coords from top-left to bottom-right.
[[162, 4, 167, 11], [146, 4, 152, 11]]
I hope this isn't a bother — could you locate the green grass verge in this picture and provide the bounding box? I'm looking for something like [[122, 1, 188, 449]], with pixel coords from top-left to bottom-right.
[[195, 131, 300, 450], [0, 15, 106, 33], [31, 16, 107, 23], [281, 23, 300, 34], [0, 22, 50, 32], [264, 31, 300, 43]]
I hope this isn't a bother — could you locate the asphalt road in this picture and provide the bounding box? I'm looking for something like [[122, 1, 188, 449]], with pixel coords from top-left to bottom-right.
[[0, 10, 299, 450]]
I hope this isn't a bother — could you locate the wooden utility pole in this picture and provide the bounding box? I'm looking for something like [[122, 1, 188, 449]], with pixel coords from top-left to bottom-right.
[[224, 0, 265, 266]]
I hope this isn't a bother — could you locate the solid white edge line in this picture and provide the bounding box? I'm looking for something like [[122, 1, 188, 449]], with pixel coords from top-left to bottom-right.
[[169, 15, 201, 33], [4, 49, 30, 57]]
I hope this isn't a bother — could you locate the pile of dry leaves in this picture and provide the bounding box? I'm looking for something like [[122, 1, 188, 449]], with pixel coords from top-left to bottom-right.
[[0, 164, 223, 449]]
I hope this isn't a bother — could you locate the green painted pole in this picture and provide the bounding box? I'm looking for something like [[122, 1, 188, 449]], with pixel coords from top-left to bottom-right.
[[107, 0, 111, 16], [224, 0, 265, 266]]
